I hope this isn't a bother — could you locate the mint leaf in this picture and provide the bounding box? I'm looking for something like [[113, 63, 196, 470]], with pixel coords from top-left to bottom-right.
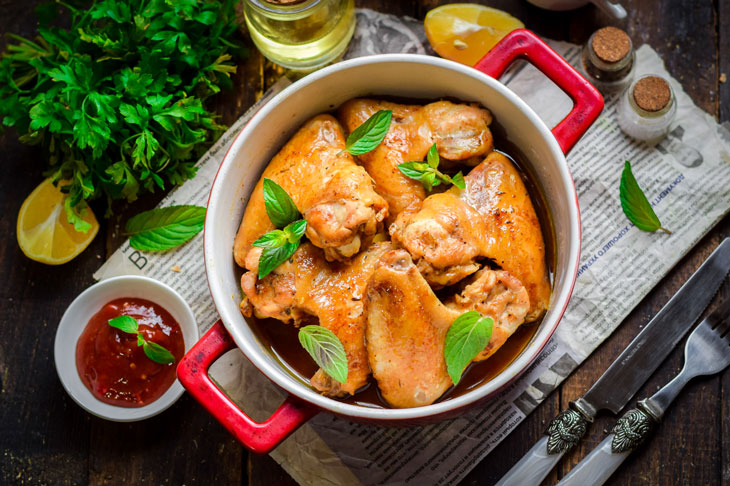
[[137, 334, 145, 346], [298, 325, 348, 384], [444, 311, 493, 385], [258, 242, 298, 279], [108, 315, 139, 334], [427, 143, 439, 169], [620, 161, 671, 234], [125, 205, 206, 251], [142, 340, 176, 365], [451, 172, 466, 190], [397, 161, 429, 179], [262, 178, 300, 228], [252, 230, 288, 249], [283, 219, 307, 243], [398, 143, 463, 192], [345, 110, 392, 156]]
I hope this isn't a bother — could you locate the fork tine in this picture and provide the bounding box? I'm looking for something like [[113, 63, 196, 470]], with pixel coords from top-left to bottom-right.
[[716, 316, 730, 337], [707, 296, 730, 329]]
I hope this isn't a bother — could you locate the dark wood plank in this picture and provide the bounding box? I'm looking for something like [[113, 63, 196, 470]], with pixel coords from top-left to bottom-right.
[[88, 396, 243, 485], [456, 393, 561, 486], [0, 1, 94, 484], [559, 231, 727, 486]]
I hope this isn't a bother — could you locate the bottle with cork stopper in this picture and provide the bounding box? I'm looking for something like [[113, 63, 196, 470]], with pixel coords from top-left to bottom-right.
[[617, 74, 677, 141], [581, 26, 635, 94]]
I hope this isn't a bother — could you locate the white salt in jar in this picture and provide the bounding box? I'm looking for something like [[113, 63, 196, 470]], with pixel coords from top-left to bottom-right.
[[617, 75, 677, 142]]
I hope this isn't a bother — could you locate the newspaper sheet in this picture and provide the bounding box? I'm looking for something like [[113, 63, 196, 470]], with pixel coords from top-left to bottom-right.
[[94, 9, 730, 486]]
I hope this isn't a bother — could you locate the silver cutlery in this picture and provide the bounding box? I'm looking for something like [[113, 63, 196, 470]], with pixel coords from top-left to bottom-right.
[[558, 295, 730, 485], [496, 238, 730, 486]]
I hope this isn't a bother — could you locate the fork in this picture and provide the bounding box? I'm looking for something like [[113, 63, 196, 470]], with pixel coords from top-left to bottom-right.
[[557, 295, 730, 486]]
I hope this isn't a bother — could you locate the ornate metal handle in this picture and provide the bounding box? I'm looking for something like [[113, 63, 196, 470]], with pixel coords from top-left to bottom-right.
[[496, 403, 592, 486], [557, 401, 659, 486]]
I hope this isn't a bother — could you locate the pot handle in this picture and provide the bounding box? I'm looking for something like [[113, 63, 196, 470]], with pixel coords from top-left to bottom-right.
[[177, 320, 318, 454], [474, 29, 604, 154]]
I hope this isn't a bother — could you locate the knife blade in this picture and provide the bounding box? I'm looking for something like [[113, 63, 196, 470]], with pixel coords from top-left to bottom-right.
[[496, 237, 730, 486]]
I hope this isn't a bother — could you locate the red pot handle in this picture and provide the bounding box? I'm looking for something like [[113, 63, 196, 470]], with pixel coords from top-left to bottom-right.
[[177, 320, 318, 454], [474, 29, 603, 154]]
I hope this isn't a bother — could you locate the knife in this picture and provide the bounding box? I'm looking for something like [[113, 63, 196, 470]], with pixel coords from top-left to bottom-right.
[[496, 237, 730, 486]]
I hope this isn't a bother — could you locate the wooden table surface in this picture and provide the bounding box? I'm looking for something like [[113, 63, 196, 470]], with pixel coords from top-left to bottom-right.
[[2, 0, 729, 485]]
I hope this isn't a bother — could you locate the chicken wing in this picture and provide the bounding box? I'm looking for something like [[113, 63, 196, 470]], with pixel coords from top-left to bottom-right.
[[233, 114, 388, 265], [390, 151, 551, 322], [365, 250, 529, 408], [240, 241, 393, 397], [338, 99, 493, 222]]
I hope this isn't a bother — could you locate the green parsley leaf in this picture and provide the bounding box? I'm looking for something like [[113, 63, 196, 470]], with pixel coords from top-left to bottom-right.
[[262, 178, 300, 228], [64, 198, 92, 234], [125, 205, 206, 251], [620, 161, 671, 234], [444, 311, 493, 385], [345, 110, 392, 156], [143, 340, 176, 365], [108, 315, 139, 334], [298, 325, 348, 384], [258, 242, 298, 279], [0, 0, 243, 227]]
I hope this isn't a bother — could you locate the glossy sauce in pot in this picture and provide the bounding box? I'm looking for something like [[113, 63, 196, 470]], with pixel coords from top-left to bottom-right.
[[244, 123, 556, 409]]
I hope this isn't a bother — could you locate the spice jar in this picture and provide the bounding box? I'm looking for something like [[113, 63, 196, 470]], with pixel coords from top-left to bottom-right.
[[243, 0, 356, 71], [581, 26, 635, 94], [617, 75, 677, 141]]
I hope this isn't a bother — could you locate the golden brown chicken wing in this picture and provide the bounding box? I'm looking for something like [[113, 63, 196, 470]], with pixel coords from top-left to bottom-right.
[[390, 151, 551, 322], [233, 114, 388, 265], [364, 250, 529, 408], [240, 241, 393, 397], [338, 99, 493, 222]]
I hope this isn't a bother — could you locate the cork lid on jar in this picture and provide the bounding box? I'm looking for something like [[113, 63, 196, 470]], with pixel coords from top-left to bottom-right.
[[633, 76, 672, 112], [591, 27, 631, 63]]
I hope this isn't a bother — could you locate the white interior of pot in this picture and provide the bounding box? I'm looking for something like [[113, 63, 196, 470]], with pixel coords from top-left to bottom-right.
[[205, 55, 580, 420]]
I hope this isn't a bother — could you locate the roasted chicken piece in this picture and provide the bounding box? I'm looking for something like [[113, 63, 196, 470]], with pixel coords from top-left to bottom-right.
[[390, 151, 551, 322], [338, 99, 493, 222], [365, 250, 529, 408], [240, 241, 393, 397], [233, 114, 388, 265]]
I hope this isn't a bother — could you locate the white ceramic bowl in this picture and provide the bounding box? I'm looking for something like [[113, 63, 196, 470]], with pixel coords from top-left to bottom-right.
[[55, 275, 198, 421]]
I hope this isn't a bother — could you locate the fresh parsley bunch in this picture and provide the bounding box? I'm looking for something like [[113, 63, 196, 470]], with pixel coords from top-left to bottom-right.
[[0, 0, 244, 231]]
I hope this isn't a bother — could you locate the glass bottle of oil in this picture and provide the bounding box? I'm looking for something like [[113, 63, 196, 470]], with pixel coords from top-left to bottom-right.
[[244, 0, 356, 71]]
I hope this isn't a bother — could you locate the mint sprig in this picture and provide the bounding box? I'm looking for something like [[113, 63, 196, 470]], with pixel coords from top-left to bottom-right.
[[298, 325, 348, 384], [107, 315, 176, 365], [398, 144, 466, 192], [620, 161, 671, 234], [252, 179, 307, 279], [344, 110, 392, 156], [444, 311, 493, 385]]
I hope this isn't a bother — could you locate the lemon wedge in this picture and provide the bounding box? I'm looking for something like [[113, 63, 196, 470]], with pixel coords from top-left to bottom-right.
[[17, 178, 99, 265], [425, 3, 525, 66]]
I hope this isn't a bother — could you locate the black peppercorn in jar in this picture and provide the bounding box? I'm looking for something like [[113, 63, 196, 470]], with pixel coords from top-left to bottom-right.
[[581, 26, 635, 94]]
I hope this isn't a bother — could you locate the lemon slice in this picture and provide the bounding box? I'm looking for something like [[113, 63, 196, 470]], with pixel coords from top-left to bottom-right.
[[17, 178, 99, 265], [425, 3, 525, 66]]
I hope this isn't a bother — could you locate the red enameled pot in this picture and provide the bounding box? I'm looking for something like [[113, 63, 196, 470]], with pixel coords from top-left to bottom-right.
[[177, 30, 603, 454]]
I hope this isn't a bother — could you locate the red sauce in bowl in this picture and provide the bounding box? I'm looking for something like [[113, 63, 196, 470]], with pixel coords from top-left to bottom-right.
[[75, 298, 185, 408]]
